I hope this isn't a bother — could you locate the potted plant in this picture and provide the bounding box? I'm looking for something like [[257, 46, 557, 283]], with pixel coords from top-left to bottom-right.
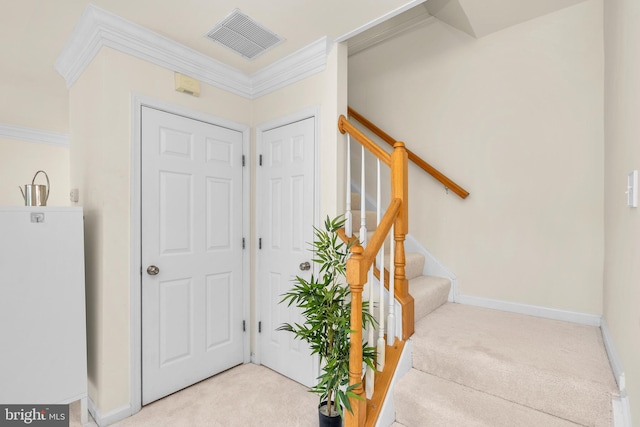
[[278, 215, 376, 426]]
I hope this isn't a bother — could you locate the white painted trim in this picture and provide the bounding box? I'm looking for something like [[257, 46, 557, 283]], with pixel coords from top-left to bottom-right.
[[456, 294, 602, 327], [347, 10, 434, 56], [56, 5, 251, 96], [0, 123, 69, 147], [129, 95, 143, 418], [241, 126, 252, 365], [335, 0, 428, 43], [250, 37, 332, 98], [601, 318, 626, 392], [129, 94, 251, 415], [55, 5, 331, 100], [87, 397, 132, 427], [613, 395, 633, 427], [253, 107, 321, 379]]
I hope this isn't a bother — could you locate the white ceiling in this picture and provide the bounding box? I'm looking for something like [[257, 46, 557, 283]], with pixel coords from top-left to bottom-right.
[[0, 0, 588, 131], [424, 0, 587, 38]]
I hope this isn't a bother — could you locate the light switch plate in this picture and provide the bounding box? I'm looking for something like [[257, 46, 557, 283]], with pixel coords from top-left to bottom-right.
[[627, 170, 638, 208]]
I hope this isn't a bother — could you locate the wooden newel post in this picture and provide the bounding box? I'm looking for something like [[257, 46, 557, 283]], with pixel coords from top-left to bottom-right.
[[391, 142, 414, 339], [345, 245, 367, 427]]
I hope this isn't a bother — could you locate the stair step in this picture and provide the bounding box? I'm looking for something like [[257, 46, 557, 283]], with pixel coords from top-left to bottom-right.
[[350, 210, 377, 232], [409, 275, 450, 322], [353, 231, 424, 280], [395, 369, 582, 427], [350, 192, 362, 210], [385, 252, 425, 281], [411, 303, 618, 426]]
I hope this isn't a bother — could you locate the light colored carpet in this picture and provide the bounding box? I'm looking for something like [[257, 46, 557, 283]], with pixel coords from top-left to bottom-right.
[[395, 369, 582, 427], [114, 364, 318, 427], [408, 303, 618, 426], [384, 252, 426, 282], [409, 276, 450, 322], [69, 364, 319, 427]]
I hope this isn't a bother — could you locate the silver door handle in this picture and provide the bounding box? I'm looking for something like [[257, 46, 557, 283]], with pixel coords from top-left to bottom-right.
[[299, 262, 311, 271], [147, 265, 160, 276]]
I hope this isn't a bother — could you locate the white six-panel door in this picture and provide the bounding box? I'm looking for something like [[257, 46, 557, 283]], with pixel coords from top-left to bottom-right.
[[141, 107, 244, 405], [258, 117, 316, 387]]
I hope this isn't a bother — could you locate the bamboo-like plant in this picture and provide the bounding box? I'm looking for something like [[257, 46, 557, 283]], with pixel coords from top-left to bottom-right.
[[278, 215, 376, 419]]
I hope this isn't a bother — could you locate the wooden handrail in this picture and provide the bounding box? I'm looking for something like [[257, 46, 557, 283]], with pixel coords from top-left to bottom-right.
[[339, 115, 391, 167], [347, 107, 470, 199], [362, 199, 401, 270]]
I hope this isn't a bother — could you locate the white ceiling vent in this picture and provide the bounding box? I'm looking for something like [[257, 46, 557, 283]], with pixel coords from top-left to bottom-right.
[[205, 10, 283, 60]]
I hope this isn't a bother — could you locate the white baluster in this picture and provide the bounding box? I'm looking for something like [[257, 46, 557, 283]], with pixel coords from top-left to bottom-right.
[[345, 134, 352, 237], [362, 145, 374, 399], [376, 160, 385, 371], [365, 266, 375, 399], [359, 145, 367, 246], [387, 223, 396, 346]]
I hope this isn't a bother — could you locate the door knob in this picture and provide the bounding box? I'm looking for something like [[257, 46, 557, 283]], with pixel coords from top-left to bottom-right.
[[299, 262, 311, 271], [147, 265, 160, 276]]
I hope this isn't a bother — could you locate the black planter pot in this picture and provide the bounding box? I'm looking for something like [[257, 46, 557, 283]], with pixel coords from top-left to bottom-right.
[[318, 401, 342, 427]]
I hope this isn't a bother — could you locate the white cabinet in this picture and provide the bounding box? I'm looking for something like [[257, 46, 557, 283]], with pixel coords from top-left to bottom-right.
[[0, 207, 88, 424]]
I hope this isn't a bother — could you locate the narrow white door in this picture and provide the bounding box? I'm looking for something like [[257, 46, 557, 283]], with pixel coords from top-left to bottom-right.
[[258, 117, 316, 387], [141, 107, 244, 405]]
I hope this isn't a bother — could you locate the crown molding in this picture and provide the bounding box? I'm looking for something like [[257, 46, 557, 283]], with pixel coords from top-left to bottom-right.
[[55, 4, 330, 100], [346, 9, 434, 56], [251, 37, 332, 98], [336, 0, 428, 43], [0, 123, 69, 147]]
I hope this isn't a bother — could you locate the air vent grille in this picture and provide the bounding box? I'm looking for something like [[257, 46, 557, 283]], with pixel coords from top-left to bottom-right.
[[206, 10, 283, 60]]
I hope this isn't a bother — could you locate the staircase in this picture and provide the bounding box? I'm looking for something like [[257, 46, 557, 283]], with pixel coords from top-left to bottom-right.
[[349, 223, 620, 427], [351, 191, 451, 332], [353, 191, 619, 426], [343, 109, 619, 427], [391, 287, 618, 426], [393, 302, 619, 427], [379, 273, 618, 427]]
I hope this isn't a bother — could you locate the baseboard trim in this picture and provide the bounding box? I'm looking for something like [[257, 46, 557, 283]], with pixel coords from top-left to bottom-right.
[[456, 294, 602, 327], [601, 318, 626, 392], [613, 395, 633, 427], [88, 398, 132, 427]]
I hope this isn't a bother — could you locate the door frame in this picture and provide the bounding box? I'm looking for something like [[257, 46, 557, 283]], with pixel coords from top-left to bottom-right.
[[253, 107, 321, 377], [129, 94, 251, 414]]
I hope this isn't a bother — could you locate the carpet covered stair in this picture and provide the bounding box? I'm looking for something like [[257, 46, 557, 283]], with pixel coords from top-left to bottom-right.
[[393, 303, 619, 426], [395, 369, 582, 427], [350, 191, 451, 324], [347, 192, 618, 426]]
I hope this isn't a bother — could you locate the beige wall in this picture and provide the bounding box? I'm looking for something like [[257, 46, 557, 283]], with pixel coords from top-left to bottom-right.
[[69, 47, 252, 415], [0, 80, 69, 133], [348, 0, 604, 314], [0, 138, 69, 206], [604, 0, 640, 423], [0, 70, 71, 208]]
